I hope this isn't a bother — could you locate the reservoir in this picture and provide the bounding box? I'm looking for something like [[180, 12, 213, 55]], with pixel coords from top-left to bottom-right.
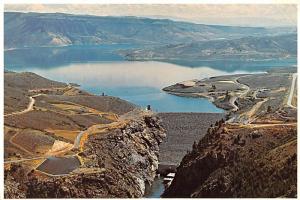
[[4, 44, 296, 113], [5, 46, 295, 112], [10, 61, 233, 113]]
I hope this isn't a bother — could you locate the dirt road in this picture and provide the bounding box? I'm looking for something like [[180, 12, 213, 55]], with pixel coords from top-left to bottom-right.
[[4, 94, 42, 117]]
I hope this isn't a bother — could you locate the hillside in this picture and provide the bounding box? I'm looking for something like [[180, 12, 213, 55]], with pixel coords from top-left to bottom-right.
[[4, 72, 168, 198], [163, 119, 297, 198], [4, 12, 294, 49], [162, 67, 297, 198], [4, 71, 67, 114], [123, 33, 297, 61]]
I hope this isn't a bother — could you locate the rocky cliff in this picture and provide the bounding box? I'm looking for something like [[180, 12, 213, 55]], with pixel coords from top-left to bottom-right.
[[5, 115, 166, 198], [163, 119, 297, 198]]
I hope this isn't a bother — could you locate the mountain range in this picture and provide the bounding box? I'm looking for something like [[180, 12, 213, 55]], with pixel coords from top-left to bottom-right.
[[123, 33, 297, 61], [4, 12, 296, 49], [4, 12, 297, 61]]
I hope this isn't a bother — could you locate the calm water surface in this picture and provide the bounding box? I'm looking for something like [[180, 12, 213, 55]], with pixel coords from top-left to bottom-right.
[[5, 46, 296, 112], [5, 60, 255, 112]]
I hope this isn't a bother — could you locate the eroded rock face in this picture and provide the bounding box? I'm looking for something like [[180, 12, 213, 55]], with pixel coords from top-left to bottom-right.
[[4, 164, 27, 199], [163, 120, 297, 198], [4, 116, 166, 198]]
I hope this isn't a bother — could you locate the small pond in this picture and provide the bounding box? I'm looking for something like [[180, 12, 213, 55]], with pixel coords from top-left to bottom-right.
[[37, 156, 81, 175]]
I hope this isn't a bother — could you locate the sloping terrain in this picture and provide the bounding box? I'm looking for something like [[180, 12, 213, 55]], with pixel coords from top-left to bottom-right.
[[4, 71, 168, 198], [5, 116, 166, 198], [124, 33, 296, 61], [163, 67, 297, 124], [4, 71, 66, 114], [162, 67, 297, 198], [4, 71, 135, 155], [163, 120, 297, 198], [4, 12, 295, 49]]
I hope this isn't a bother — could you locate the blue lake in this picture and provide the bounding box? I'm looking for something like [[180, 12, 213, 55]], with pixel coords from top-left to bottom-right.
[[4, 46, 296, 113]]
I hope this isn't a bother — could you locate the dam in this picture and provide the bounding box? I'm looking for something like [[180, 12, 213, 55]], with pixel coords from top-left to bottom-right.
[[145, 112, 225, 197]]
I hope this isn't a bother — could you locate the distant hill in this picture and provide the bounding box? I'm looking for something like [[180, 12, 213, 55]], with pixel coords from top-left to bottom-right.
[[123, 33, 297, 61], [4, 12, 295, 48]]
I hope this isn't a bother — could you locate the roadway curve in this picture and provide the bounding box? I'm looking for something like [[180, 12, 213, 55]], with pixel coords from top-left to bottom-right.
[[229, 75, 251, 112], [287, 73, 297, 108], [5, 85, 70, 117], [73, 130, 86, 149], [73, 108, 150, 150], [4, 156, 45, 164], [4, 94, 42, 117]]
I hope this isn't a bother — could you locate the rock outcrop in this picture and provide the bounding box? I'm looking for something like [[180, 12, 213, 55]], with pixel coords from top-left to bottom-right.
[[4, 164, 28, 199], [163, 120, 297, 198], [5, 115, 166, 198]]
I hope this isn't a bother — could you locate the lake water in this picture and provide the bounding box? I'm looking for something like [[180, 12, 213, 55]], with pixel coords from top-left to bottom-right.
[[11, 61, 246, 112], [5, 46, 295, 112]]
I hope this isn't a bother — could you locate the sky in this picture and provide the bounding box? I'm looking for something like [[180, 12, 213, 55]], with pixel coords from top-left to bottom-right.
[[4, 4, 297, 27]]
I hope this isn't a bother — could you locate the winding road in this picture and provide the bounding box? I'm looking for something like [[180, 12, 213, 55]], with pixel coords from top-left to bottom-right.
[[4, 156, 46, 164], [4, 94, 42, 117], [229, 75, 251, 112], [73, 130, 86, 149], [73, 108, 150, 150], [5, 84, 72, 117]]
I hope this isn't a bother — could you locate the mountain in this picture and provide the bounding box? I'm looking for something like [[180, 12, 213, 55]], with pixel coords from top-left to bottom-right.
[[123, 33, 297, 61], [4, 12, 294, 48]]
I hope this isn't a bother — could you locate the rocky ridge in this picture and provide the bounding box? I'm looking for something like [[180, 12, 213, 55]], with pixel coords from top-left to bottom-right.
[[162, 119, 297, 198], [5, 115, 166, 198]]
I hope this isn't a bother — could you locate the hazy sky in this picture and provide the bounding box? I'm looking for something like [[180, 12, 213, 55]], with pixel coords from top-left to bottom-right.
[[5, 4, 297, 27]]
